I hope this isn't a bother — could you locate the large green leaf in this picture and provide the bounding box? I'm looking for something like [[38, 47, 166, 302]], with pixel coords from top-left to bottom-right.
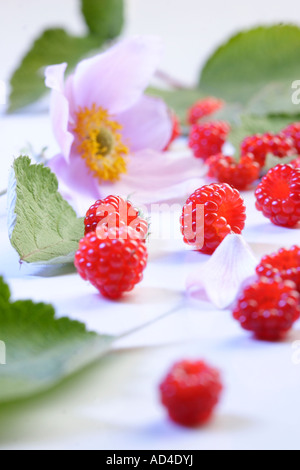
[[0, 278, 114, 403], [81, 0, 124, 39], [199, 25, 300, 108], [8, 156, 84, 265], [8, 29, 101, 113]]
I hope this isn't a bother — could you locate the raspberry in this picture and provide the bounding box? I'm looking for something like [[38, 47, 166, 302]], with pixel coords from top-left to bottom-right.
[[207, 153, 260, 190], [241, 134, 270, 167], [256, 246, 300, 292], [267, 132, 295, 158], [164, 113, 181, 151], [233, 278, 300, 341], [189, 121, 230, 161], [180, 183, 246, 254], [159, 360, 223, 427], [255, 164, 300, 227], [241, 133, 295, 167], [75, 226, 148, 300], [290, 157, 300, 169], [84, 195, 148, 240], [282, 123, 300, 153], [187, 97, 224, 126]]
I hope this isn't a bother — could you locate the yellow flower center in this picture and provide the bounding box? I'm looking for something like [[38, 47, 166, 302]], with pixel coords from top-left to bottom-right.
[[73, 104, 129, 182]]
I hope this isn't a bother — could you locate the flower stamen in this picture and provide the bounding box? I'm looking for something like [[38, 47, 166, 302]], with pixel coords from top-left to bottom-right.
[[73, 105, 129, 182]]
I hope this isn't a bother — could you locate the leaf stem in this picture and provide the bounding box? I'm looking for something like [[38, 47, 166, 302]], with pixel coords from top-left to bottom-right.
[[155, 69, 190, 90]]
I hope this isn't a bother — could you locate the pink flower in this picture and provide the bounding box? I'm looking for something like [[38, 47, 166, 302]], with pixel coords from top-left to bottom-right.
[[45, 36, 205, 212]]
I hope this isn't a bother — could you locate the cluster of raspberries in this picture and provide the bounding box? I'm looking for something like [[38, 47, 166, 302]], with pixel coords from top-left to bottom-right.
[[74, 100, 300, 429]]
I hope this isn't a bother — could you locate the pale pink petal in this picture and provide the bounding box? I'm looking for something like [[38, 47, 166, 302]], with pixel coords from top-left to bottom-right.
[[117, 95, 172, 152], [100, 149, 207, 205], [48, 153, 101, 214], [45, 63, 74, 162], [72, 37, 162, 114], [187, 235, 258, 309]]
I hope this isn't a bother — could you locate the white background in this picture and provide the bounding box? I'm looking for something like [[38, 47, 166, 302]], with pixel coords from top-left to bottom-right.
[[1, 0, 300, 451], [1, 0, 300, 85]]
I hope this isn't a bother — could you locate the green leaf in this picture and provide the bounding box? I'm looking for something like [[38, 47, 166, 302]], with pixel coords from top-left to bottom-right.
[[229, 114, 298, 152], [148, 88, 206, 124], [8, 29, 101, 113], [0, 277, 114, 403], [81, 0, 124, 39], [199, 25, 300, 108], [8, 156, 84, 265]]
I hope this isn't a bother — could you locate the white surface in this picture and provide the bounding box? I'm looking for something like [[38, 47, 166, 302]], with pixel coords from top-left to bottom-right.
[[0, 115, 300, 450], [1, 0, 300, 451]]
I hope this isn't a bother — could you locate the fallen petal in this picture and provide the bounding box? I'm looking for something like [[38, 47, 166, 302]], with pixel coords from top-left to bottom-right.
[[186, 234, 258, 309]]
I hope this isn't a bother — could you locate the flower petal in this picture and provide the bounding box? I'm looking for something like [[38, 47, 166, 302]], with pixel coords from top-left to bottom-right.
[[48, 153, 101, 214], [117, 95, 172, 152], [72, 36, 162, 114], [100, 149, 207, 204], [45, 63, 74, 162], [186, 234, 258, 309]]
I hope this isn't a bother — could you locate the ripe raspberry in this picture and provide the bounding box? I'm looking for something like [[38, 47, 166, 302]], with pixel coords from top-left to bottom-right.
[[233, 278, 300, 341], [267, 132, 295, 158], [159, 360, 223, 427], [207, 153, 260, 190], [255, 164, 300, 227], [241, 133, 295, 167], [241, 134, 270, 167], [282, 123, 300, 153], [164, 113, 181, 151], [256, 246, 300, 292], [180, 183, 246, 254], [290, 157, 300, 169], [187, 97, 224, 126], [84, 195, 148, 240], [75, 226, 148, 300], [189, 121, 230, 161]]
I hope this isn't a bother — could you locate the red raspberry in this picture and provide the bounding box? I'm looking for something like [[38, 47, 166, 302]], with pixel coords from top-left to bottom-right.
[[164, 113, 181, 151], [189, 121, 230, 161], [187, 97, 224, 126], [84, 195, 148, 240], [255, 164, 300, 227], [282, 123, 300, 153], [207, 153, 260, 190], [180, 183, 246, 254], [267, 132, 295, 158], [256, 246, 300, 292], [290, 157, 300, 169], [75, 226, 148, 300], [241, 133, 295, 167], [233, 278, 300, 341], [159, 360, 223, 427], [241, 134, 270, 167]]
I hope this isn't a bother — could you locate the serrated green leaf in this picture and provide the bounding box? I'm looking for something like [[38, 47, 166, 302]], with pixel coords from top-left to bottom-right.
[[8, 29, 101, 113], [8, 156, 84, 265], [199, 25, 300, 108], [81, 0, 124, 39], [229, 114, 298, 152], [0, 277, 114, 403]]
